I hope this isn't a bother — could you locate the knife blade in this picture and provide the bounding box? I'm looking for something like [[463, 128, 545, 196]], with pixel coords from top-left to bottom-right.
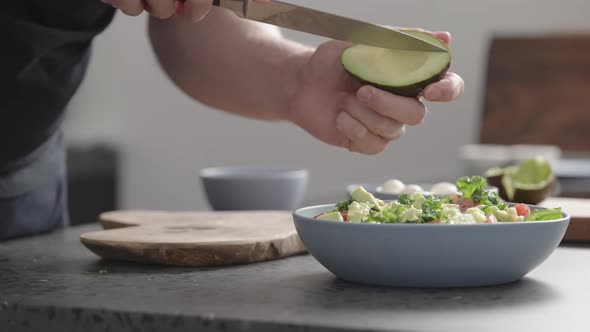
[[214, 0, 447, 52]]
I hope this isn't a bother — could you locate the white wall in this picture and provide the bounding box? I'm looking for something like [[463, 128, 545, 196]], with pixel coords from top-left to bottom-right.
[[63, 0, 590, 210]]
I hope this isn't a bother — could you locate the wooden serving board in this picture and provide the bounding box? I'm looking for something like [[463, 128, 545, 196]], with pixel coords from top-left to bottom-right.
[[80, 210, 306, 266], [541, 197, 590, 242]]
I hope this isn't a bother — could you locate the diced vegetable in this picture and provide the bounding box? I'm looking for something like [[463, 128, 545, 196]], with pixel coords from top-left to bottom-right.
[[525, 208, 562, 221], [340, 211, 348, 222], [316, 211, 344, 222], [485, 214, 498, 224], [514, 203, 531, 217]]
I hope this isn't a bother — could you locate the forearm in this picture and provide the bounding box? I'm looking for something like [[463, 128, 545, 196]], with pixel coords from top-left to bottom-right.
[[148, 7, 314, 121]]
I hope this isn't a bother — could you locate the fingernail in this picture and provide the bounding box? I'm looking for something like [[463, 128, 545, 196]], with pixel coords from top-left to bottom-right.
[[426, 88, 441, 101], [357, 86, 373, 104]]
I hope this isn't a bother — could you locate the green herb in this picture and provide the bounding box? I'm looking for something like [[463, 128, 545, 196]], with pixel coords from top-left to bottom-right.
[[485, 192, 501, 205], [525, 208, 562, 221], [457, 176, 486, 200], [440, 196, 456, 204], [456, 176, 503, 205], [420, 196, 444, 223], [367, 207, 402, 223], [398, 194, 412, 206], [477, 204, 491, 215], [370, 205, 382, 212], [333, 199, 353, 212]]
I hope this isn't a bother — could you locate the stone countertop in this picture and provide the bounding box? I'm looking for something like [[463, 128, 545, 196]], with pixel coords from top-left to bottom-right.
[[1, 225, 589, 332]]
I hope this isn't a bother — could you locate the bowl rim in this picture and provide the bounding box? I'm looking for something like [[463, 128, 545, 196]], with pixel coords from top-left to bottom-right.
[[293, 203, 570, 228], [200, 167, 308, 179]]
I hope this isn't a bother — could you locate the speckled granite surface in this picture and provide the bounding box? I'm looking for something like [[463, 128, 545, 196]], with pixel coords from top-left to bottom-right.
[[1, 225, 589, 332]]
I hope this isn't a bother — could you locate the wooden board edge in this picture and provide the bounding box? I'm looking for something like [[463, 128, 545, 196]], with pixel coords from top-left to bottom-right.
[[80, 234, 307, 267], [562, 218, 590, 242], [97, 210, 295, 229], [98, 210, 149, 229]]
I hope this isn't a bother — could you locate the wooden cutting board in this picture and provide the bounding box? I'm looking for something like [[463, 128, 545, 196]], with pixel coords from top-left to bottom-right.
[[541, 197, 590, 242], [80, 210, 306, 266]]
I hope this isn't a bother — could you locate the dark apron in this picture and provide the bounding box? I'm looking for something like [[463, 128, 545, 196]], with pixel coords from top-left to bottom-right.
[[0, 131, 68, 241]]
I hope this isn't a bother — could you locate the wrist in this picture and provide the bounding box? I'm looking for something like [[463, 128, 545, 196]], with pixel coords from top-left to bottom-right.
[[281, 46, 314, 122]]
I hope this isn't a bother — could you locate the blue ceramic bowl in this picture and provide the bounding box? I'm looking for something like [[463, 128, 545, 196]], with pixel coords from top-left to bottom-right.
[[200, 167, 308, 211], [293, 204, 569, 288]]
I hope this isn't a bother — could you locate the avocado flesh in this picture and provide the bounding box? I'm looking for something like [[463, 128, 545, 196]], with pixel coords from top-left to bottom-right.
[[350, 186, 382, 210], [485, 157, 555, 204], [341, 30, 452, 97], [510, 158, 556, 204], [317, 211, 344, 222]]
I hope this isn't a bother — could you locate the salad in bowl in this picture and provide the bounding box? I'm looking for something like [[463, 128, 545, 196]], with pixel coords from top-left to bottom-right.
[[318, 176, 561, 225], [295, 176, 569, 287]]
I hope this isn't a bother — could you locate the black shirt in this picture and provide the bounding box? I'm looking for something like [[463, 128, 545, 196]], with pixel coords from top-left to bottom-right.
[[0, 1, 115, 171]]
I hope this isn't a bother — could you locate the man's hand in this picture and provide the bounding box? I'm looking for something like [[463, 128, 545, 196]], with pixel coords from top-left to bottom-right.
[[288, 32, 464, 155], [148, 8, 464, 155], [101, 0, 270, 21]]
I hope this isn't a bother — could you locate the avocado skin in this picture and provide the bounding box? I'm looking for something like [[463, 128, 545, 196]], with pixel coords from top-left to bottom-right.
[[345, 63, 450, 97], [487, 174, 557, 204], [512, 179, 557, 205]]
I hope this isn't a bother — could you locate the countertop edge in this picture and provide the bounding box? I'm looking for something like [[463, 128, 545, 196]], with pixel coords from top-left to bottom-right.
[[0, 301, 407, 332]]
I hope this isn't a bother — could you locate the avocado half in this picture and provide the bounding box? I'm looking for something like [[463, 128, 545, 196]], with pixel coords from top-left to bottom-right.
[[485, 157, 556, 204], [341, 30, 452, 97]]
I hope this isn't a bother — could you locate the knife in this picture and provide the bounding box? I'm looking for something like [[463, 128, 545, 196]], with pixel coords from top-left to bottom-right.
[[184, 0, 448, 52]]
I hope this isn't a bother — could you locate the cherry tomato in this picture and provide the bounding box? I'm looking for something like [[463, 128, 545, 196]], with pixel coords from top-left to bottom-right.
[[514, 203, 531, 217], [340, 211, 348, 221]]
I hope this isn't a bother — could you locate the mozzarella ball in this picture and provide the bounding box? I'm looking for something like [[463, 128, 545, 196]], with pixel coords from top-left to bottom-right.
[[430, 182, 459, 195], [400, 184, 424, 194], [381, 179, 405, 194]]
